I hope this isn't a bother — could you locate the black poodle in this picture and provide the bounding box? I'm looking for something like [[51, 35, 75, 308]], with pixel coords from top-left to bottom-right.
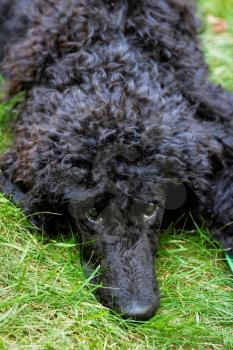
[[0, 0, 232, 320]]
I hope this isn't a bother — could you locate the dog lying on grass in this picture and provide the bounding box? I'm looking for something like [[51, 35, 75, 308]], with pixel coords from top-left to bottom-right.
[[0, 0, 232, 320]]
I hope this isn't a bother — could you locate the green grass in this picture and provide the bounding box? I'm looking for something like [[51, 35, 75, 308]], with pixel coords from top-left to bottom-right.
[[198, 0, 233, 91], [0, 1, 233, 349]]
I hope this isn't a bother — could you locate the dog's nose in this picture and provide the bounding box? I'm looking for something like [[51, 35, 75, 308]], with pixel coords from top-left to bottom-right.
[[121, 299, 159, 320]]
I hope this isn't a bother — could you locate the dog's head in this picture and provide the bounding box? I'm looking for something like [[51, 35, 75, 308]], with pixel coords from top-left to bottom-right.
[[37, 110, 184, 320], [31, 101, 181, 319], [66, 141, 167, 320], [67, 155, 166, 320], [27, 74, 197, 320]]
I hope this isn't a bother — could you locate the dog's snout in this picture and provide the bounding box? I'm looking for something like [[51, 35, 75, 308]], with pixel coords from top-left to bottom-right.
[[120, 297, 160, 320]]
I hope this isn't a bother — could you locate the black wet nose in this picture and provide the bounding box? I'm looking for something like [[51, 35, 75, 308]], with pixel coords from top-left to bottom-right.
[[121, 299, 159, 320]]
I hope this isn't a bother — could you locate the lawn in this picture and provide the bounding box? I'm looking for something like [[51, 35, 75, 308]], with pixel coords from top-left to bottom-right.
[[0, 1, 233, 349]]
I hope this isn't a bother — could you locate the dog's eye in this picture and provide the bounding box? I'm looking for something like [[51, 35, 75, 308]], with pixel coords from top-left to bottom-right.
[[144, 203, 156, 217], [144, 204, 160, 224], [87, 208, 99, 221]]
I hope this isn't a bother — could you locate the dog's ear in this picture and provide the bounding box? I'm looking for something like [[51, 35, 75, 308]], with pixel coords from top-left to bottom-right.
[[1, 25, 57, 96]]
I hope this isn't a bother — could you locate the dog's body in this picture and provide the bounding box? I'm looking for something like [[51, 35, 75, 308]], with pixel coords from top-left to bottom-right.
[[0, 0, 232, 320], [0, 0, 31, 61]]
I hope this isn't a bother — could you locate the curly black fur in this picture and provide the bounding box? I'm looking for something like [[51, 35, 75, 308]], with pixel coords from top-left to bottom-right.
[[0, 0, 232, 320]]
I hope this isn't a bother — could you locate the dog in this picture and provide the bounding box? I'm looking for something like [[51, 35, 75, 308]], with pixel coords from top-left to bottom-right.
[[0, 0, 232, 320]]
